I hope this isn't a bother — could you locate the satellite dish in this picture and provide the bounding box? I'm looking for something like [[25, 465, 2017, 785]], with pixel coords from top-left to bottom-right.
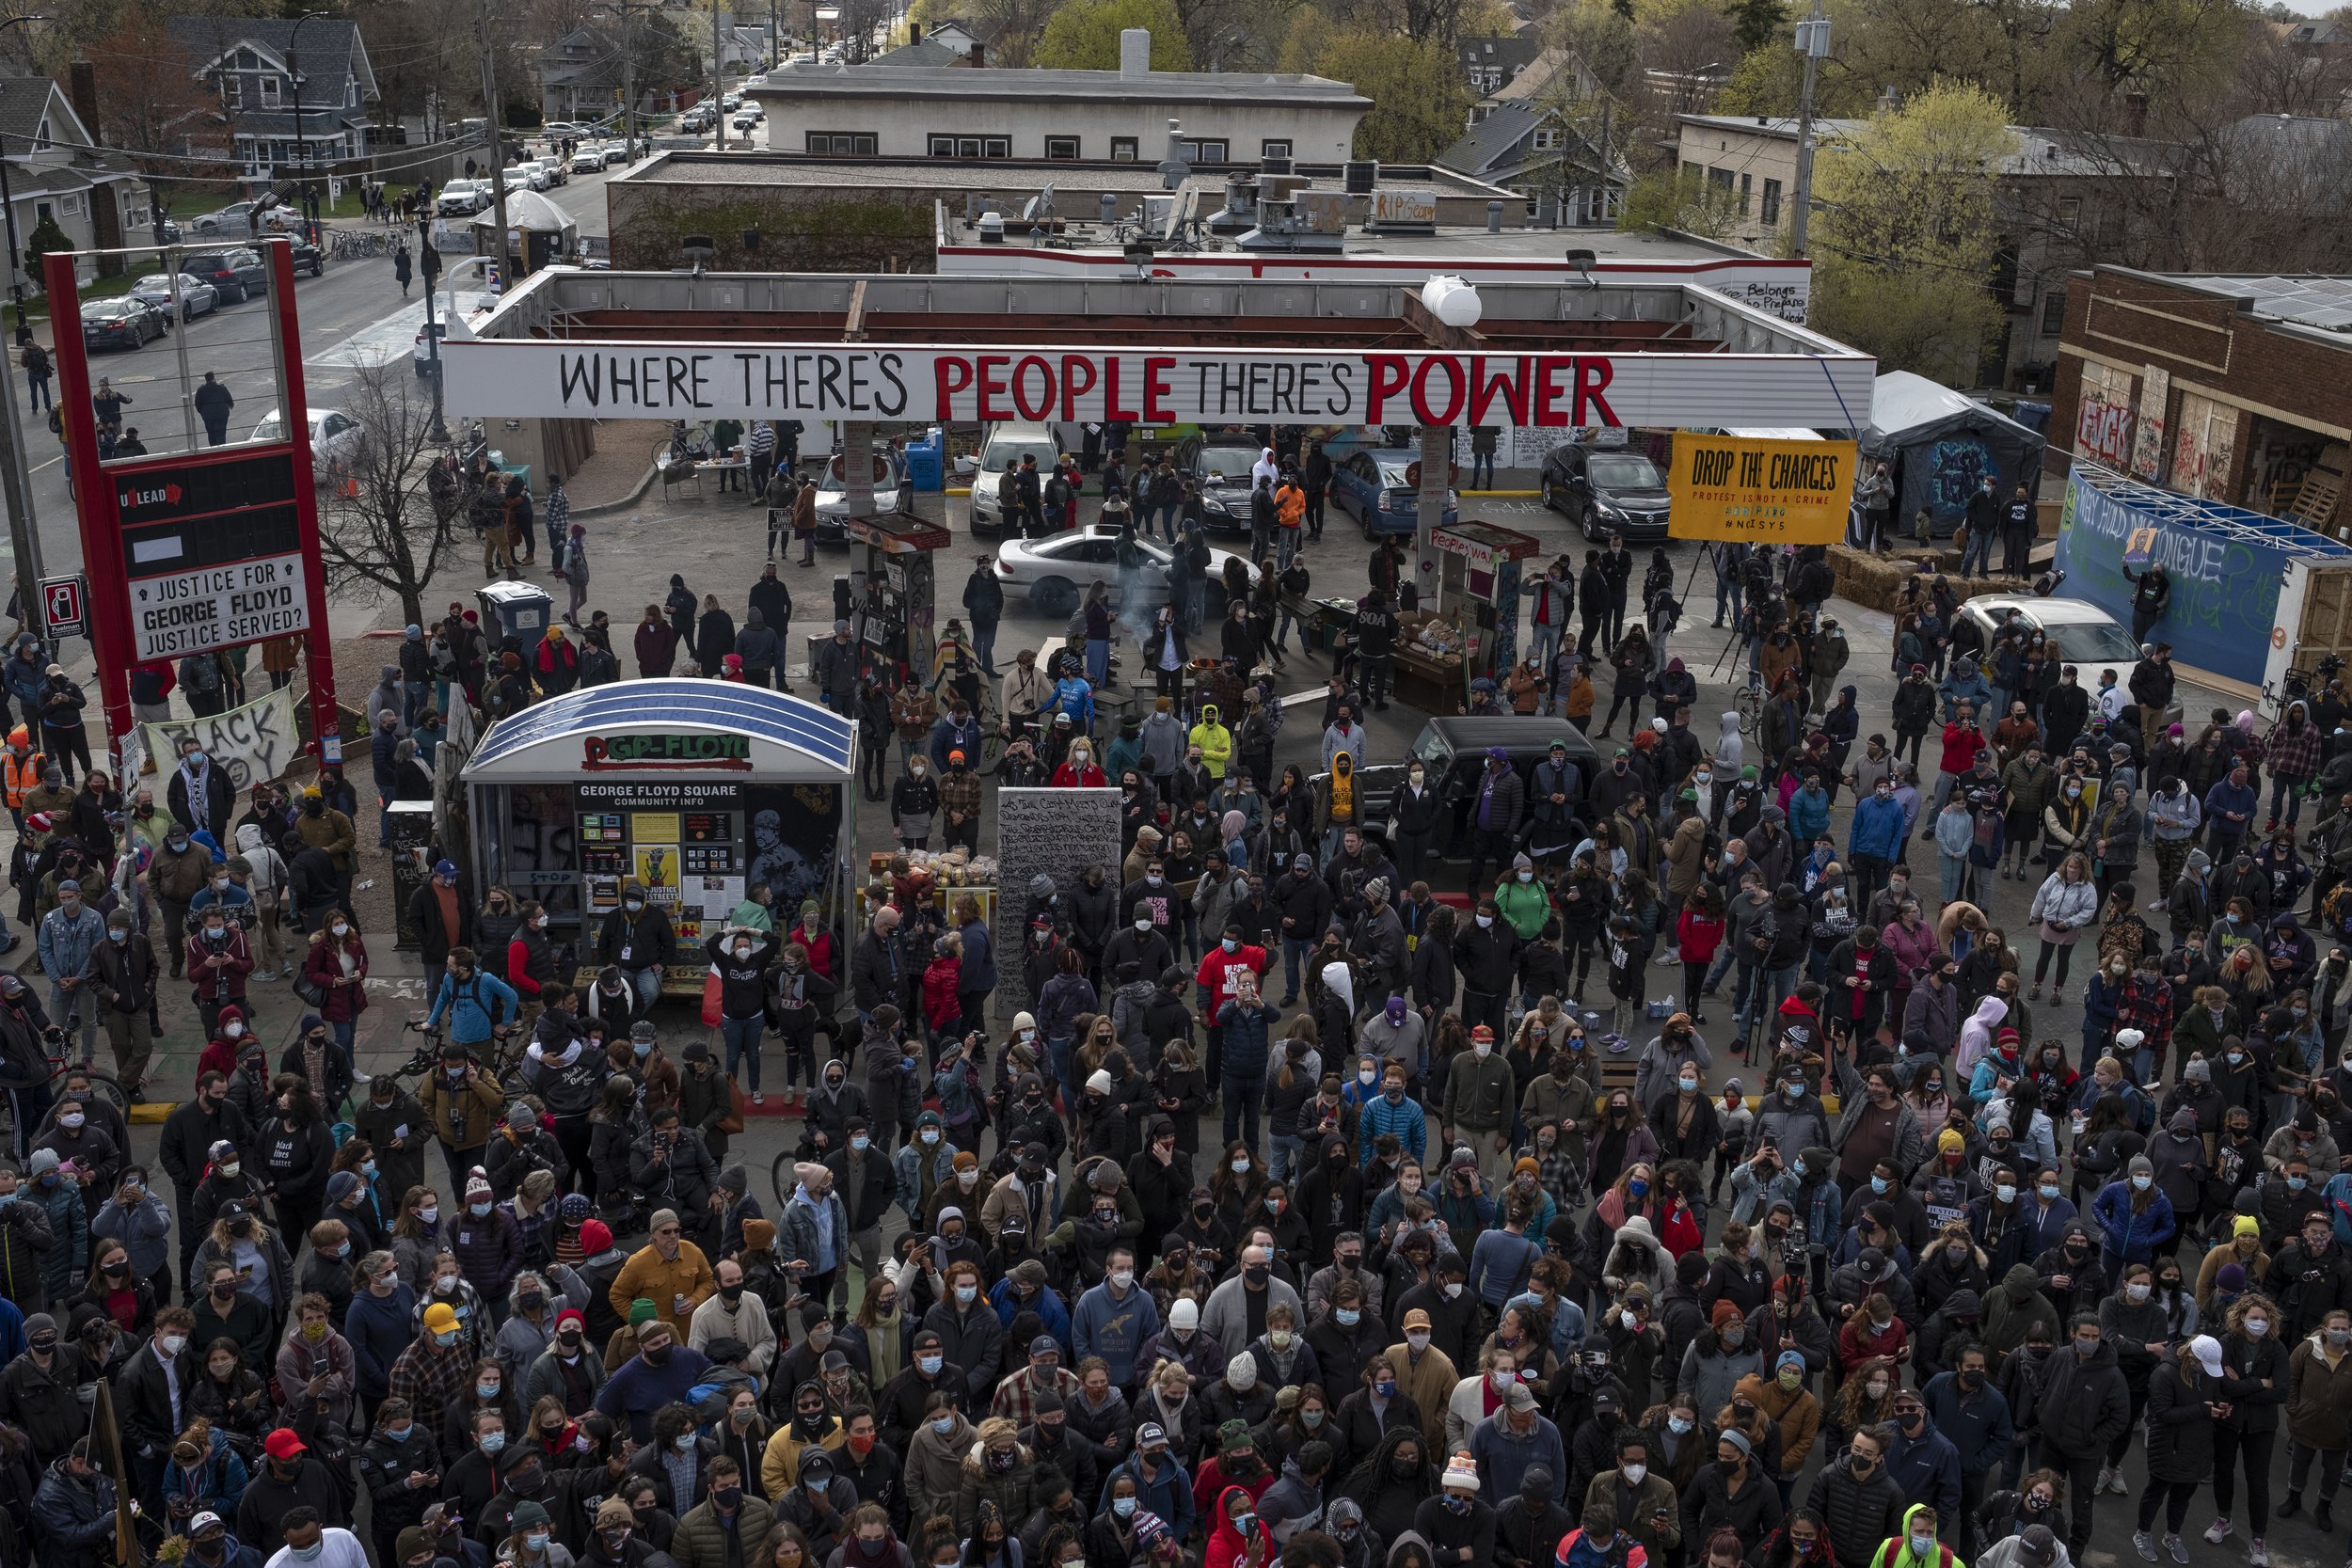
[[1038, 182, 1056, 218], [1020, 195, 1039, 221]]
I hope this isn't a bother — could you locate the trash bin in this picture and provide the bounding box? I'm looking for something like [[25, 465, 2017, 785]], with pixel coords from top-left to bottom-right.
[[478, 580, 552, 642], [902, 427, 944, 492]]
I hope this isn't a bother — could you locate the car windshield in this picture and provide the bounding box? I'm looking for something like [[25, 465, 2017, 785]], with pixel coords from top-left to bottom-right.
[[2039, 614, 2140, 664], [1375, 462, 1411, 487], [1198, 446, 1258, 480], [1410, 725, 1452, 768], [985, 437, 1060, 473], [132, 275, 174, 292], [1588, 455, 1664, 489]]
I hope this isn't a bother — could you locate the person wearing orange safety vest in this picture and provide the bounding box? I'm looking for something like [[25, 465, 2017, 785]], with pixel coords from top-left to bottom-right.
[[1, 727, 45, 832]]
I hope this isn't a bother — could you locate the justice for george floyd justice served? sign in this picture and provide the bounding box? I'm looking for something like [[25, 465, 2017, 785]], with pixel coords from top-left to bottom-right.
[[1666, 431, 1860, 545]]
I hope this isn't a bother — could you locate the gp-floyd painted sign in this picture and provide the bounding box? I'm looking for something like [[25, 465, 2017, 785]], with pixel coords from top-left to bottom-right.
[[438, 341, 1876, 430], [582, 732, 755, 769]]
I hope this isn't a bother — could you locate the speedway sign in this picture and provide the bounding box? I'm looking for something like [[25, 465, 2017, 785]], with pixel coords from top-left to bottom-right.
[[437, 340, 1877, 431]]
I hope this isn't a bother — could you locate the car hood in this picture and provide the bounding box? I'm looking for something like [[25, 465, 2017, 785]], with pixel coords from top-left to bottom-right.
[[1597, 484, 1672, 507]]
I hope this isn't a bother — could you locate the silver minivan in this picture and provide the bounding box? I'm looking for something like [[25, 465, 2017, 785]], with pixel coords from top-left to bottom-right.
[[967, 420, 1071, 536]]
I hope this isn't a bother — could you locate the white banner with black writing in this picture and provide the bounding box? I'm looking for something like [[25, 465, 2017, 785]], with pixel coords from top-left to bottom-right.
[[124, 685, 302, 792]]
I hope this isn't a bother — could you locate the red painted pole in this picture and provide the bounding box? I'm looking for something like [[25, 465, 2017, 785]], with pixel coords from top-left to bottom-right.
[[40, 251, 133, 763], [262, 238, 342, 765]]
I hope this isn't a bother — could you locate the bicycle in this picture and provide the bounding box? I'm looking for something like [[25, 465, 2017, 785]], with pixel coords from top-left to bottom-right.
[[0, 1033, 127, 1154], [1735, 682, 1765, 736]]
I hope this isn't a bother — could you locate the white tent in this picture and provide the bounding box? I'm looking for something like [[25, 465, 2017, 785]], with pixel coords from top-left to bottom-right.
[[469, 187, 580, 248]]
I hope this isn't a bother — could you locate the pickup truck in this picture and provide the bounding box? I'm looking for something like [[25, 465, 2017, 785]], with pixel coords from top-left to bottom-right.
[[1308, 714, 1602, 860]]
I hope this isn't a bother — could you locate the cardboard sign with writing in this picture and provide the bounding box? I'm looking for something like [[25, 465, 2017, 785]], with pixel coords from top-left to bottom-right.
[[1666, 434, 1858, 544], [132, 684, 300, 791]]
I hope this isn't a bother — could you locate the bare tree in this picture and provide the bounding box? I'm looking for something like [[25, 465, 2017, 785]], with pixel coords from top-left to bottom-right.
[[318, 360, 466, 632]]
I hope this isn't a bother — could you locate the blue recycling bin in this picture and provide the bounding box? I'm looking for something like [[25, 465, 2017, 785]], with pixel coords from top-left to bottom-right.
[[902, 428, 944, 492]]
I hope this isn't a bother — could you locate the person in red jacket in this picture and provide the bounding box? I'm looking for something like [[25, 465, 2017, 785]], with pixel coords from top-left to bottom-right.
[[194, 1001, 250, 1082], [1203, 1479, 1274, 1568], [184, 900, 255, 1038], [921, 932, 964, 1046], [1677, 885, 1725, 1029]]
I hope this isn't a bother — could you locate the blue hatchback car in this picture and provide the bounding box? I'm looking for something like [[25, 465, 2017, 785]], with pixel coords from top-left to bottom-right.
[[1329, 446, 1460, 538]]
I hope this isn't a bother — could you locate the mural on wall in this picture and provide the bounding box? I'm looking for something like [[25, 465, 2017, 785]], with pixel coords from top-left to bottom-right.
[[1922, 436, 1995, 520], [2053, 462, 2347, 684]]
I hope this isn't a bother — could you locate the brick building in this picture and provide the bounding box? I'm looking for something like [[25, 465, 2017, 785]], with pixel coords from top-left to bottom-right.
[[2048, 265, 2352, 538]]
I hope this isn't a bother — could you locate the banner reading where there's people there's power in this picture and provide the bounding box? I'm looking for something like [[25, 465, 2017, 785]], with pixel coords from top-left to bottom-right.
[[1667, 432, 1859, 545]]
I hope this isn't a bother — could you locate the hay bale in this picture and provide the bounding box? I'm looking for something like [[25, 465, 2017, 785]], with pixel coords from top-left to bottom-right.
[[1829, 544, 2018, 610]]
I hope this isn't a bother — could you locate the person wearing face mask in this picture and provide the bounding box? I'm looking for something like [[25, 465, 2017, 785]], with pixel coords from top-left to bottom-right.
[[670, 1454, 772, 1568], [229, 1429, 342, 1556], [594, 879, 677, 1013], [2031, 1313, 2131, 1561], [1410, 1453, 1495, 1568]]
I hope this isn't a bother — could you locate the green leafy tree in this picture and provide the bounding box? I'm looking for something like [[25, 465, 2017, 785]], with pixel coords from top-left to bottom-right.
[[1036, 0, 1197, 66], [1724, 0, 1787, 52], [22, 215, 68, 284], [1810, 79, 2015, 382], [1298, 29, 1470, 161]]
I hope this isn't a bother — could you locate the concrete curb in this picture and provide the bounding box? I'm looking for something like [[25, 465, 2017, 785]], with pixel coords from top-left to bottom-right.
[[575, 461, 660, 517]]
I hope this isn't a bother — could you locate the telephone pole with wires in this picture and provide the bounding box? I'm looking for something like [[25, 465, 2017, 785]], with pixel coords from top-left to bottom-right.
[[478, 0, 513, 285], [1788, 0, 1829, 256]]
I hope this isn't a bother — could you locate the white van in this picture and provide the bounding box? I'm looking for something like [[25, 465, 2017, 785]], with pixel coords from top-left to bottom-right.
[[968, 420, 1075, 535]]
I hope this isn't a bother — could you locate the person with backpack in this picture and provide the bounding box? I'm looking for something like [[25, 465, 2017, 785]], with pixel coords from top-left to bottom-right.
[[18, 333, 49, 414]]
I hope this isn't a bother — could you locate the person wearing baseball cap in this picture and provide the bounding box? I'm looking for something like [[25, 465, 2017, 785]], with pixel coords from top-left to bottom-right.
[[238, 1430, 340, 1556]]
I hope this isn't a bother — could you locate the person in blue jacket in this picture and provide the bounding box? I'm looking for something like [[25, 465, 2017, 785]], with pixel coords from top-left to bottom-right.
[[990, 1257, 1073, 1348], [1102, 1421, 1196, 1543], [1847, 777, 1908, 902], [1883, 1386, 1963, 1536], [2090, 1154, 2176, 1279], [423, 948, 518, 1050]]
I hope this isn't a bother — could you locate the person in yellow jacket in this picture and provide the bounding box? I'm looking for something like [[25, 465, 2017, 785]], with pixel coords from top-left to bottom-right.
[[759, 1376, 849, 1497], [608, 1206, 716, 1338], [1190, 703, 1232, 781]]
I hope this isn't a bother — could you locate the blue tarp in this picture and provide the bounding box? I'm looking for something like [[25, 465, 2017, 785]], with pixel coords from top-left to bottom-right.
[[2053, 460, 2352, 685]]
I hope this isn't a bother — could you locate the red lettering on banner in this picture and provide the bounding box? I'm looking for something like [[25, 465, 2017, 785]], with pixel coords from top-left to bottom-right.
[[1409, 356, 1466, 425], [1574, 358, 1619, 426], [1059, 356, 1098, 421], [1363, 355, 1411, 424], [1143, 357, 1174, 423], [933, 356, 973, 420], [1104, 357, 1138, 422], [1011, 356, 1055, 421], [1468, 356, 1529, 427], [1532, 358, 1573, 426], [975, 356, 1011, 421]]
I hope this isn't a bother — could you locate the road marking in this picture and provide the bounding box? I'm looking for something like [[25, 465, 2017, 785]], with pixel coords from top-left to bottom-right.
[[307, 292, 497, 372]]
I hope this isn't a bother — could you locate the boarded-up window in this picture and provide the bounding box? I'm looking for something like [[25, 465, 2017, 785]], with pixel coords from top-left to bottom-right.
[[2171, 391, 2236, 502], [2074, 360, 2134, 468]]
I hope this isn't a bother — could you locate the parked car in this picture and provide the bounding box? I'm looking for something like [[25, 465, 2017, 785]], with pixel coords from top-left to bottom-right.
[[514, 161, 550, 191], [190, 201, 258, 235], [1539, 442, 1673, 542], [1328, 446, 1459, 538], [437, 181, 489, 215], [180, 248, 268, 304], [1958, 594, 2144, 674], [731, 112, 758, 132], [570, 148, 604, 174], [721, 93, 742, 110], [542, 120, 584, 141], [601, 141, 630, 166], [128, 273, 217, 321], [414, 320, 448, 371], [256, 204, 307, 234], [993, 522, 1258, 617], [282, 237, 326, 277], [966, 420, 1071, 536], [810, 446, 909, 542], [81, 296, 167, 352], [1175, 435, 1268, 536], [251, 405, 363, 477]]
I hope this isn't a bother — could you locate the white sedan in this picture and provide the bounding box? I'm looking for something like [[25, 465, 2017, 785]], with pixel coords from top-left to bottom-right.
[[570, 149, 604, 174], [993, 524, 1258, 616], [251, 405, 364, 478]]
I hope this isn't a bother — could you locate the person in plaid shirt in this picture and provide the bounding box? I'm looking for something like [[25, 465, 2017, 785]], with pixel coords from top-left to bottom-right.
[[2262, 699, 2323, 832], [2114, 955, 2174, 1082], [989, 1333, 1081, 1428], [388, 1300, 477, 1436], [543, 475, 570, 570]]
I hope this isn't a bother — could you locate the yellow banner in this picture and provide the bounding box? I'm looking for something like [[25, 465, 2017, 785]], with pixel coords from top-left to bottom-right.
[[1667, 434, 1860, 545]]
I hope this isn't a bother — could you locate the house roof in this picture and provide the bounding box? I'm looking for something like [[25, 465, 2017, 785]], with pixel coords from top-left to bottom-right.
[[167, 15, 378, 105], [1486, 46, 1585, 105], [1456, 35, 1544, 79], [868, 38, 961, 66], [750, 62, 1369, 108], [542, 25, 624, 87], [0, 78, 141, 180], [2164, 275, 2352, 333], [1439, 101, 1546, 176]]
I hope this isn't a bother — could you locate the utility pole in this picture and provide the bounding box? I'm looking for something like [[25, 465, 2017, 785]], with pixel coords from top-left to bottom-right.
[[1789, 0, 1829, 256], [620, 4, 634, 157], [0, 28, 47, 611], [478, 0, 513, 284], [1595, 96, 1612, 225], [712, 0, 727, 150]]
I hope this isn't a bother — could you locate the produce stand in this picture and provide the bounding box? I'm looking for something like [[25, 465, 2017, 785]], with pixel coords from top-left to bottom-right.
[[1391, 609, 1470, 711]]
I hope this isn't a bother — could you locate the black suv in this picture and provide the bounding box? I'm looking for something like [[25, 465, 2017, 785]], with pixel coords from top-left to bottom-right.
[[282, 237, 326, 277], [181, 248, 268, 304], [1540, 442, 1674, 542]]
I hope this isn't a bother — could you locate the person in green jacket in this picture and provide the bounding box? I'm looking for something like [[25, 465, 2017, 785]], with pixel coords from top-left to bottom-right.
[[1494, 851, 1552, 941], [1868, 1501, 1967, 1568]]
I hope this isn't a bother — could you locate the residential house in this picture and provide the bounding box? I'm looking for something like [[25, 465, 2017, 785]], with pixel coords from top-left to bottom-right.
[[0, 76, 152, 287], [1455, 35, 1543, 100], [167, 15, 380, 176], [1441, 46, 1619, 222], [540, 24, 626, 127]]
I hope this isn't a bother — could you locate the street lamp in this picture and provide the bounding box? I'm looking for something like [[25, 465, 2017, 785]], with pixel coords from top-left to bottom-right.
[[419, 219, 449, 445], [287, 9, 330, 229]]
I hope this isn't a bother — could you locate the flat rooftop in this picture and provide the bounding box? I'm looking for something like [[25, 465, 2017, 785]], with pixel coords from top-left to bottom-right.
[[615, 151, 1500, 199], [748, 61, 1370, 107]]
